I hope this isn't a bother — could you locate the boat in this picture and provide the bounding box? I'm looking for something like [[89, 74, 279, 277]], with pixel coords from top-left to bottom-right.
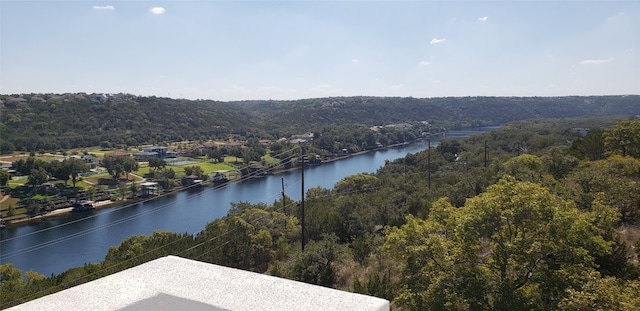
[[72, 200, 95, 212], [212, 172, 229, 186]]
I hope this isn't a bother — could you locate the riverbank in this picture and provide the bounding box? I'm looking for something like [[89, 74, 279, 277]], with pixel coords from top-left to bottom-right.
[[7, 200, 117, 226], [3, 139, 427, 227]]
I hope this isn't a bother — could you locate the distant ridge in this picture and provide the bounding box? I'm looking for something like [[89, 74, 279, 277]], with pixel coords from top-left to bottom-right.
[[1, 94, 638, 153]]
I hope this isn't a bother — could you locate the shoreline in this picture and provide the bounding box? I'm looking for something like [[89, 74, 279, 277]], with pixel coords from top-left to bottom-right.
[[4, 139, 425, 228], [7, 200, 118, 226]]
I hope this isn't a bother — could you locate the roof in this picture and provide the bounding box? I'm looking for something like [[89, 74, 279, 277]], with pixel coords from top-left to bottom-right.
[[8, 256, 389, 311]]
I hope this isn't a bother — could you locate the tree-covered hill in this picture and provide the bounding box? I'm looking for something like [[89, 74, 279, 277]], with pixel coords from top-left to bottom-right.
[[243, 95, 640, 130], [1, 93, 638, 153], [2, 119, 639, 309], [0, 94, 255, 152]]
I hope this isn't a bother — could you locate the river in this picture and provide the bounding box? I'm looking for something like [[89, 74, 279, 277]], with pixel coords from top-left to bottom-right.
[[0, 128, 494, 276]]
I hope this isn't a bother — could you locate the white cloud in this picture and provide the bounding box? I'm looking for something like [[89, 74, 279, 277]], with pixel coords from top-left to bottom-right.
[[389, 84, 405, 90], [93, 5, 115, 11], [580, 58, 614, 65], [419, 61, 431, 66], [478, 16, 488, 22], [351, 59, 359, 63], [430, 38, 446, 45], [150, 7, 166, 15]]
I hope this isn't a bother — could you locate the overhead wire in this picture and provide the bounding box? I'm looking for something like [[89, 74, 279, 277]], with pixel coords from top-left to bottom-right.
[[0, 146, 303, 258], [3, 158, 389, 308], [0, 155, 305, 308]]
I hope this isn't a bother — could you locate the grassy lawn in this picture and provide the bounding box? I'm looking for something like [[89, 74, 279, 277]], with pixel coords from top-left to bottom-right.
[[192, 162, 236, 174], [0, 196, 20, 211], [134, 161, 236, 178], [224, 156, 244, 164], [134, 166, 152, 177], [81, 173, 112, 185], [8, 178, 28, 189]]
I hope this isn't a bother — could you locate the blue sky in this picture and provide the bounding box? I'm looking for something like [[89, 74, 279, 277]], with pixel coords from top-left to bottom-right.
[[1, 1, 638, 101]]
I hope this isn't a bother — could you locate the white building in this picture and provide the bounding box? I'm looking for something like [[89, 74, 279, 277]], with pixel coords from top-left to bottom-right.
[[8, 256, 389, 311]]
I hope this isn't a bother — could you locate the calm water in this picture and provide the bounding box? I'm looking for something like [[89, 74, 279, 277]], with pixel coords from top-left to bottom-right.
[[0, 128, 493, 276]]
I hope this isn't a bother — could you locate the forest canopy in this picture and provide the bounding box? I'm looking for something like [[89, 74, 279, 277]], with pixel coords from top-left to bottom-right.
[[1, 100, 640, 310], [1, 93, 639, 153]]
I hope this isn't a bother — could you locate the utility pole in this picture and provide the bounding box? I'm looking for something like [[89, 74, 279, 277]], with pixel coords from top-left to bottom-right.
[[281, 177, 286, 214], [427, 136, 431, 189], [282, 177, 287, 230], [300, 146, 306, 252]]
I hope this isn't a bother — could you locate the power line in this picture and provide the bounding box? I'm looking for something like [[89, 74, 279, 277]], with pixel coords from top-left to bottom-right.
[[2, 169, 388, 308], [0, 147, 303, 257]]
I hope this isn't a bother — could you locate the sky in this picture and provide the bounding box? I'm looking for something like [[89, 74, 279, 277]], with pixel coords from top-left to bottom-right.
[[1, 0, 639, 101]]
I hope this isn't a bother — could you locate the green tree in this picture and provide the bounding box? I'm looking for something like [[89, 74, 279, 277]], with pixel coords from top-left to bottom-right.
[[384, 177, 618, 311], [0, 263, 25, 302], [48, 160, 70, 185], [350, 235, 372, 265], [148, 158, 166, 172], [103, 156, 137, 182], [66, 158, 88, 187], [184, 166, 204, 179], [117, 182, 127, 201], [291, 234, 341, 287], [499, 154, 543, 182], [569, 128, 605, 160], [121, 156, 139, 181], [103, 156, 125, 182], [27, 167, 48, 189], [604, 120, 640, 158], [540, 146, 579, 180], [129, 182, 139, 198], [559, 272, 640, 311], [0, 169, 9, 187]]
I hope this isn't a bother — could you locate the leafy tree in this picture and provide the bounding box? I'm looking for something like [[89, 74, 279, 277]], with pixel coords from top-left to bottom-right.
[[206, 147, 224, 163], [604, 120, 640, 158], [121, 156, 139, 181], [559, 272, 640, 311], [565, 155, 640, 223], [334, 173, 381, 194], [103, 156, 137, 181], [229, 146, 243, 162], [184, 166, 204, 179], [129, 182, 139, 198], [353, 271, 394, 301], [0, 264, 26, 301], [48, 160, 69, 185], [540, 146, 579, 180], [291, 234, 341, 287], [569, 128, 605, 160], [148, 158, 166, 172], [27, 167, 48, 189], [102, 156, 125, 181], [66, 158, 89, 187], [12, 157, 48, 176], [350, 235, 372, 265], [499, 154, 543, 182], [117, 182, 127, 201], [384, 177, 618, 310], [0, 169, 9, 187]]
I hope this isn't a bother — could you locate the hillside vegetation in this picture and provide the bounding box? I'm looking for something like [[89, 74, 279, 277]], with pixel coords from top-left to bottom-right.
[[1, 93, 638, 153], [2, 118, 640, 310]]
